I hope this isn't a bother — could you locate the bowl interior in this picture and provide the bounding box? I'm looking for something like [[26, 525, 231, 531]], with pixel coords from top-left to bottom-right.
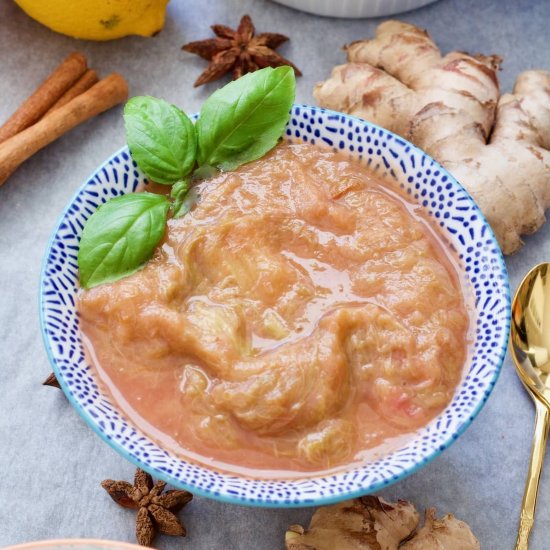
[[40, 105, 510, 507]]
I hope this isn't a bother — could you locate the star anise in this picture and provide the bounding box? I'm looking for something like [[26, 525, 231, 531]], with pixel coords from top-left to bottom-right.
[[182, 14, 302, 87], [101, 468, 193, 547], [43, 372, 61, 389]]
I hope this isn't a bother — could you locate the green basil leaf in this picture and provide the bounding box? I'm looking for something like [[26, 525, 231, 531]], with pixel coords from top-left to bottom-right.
[[171, 178, 193, 218], [124, 96, 197, 184], [78, 193, 169, 289], [196, 66, 295, 171]]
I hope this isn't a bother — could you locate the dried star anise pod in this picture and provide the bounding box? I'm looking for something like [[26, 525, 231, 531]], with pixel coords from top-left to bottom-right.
[[43, 372, 61, 389], [182, 14, 302, 87], [101, 468, 193, 547]]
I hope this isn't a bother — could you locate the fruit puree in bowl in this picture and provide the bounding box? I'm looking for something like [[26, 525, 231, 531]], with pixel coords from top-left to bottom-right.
[[79, 141, 469, 476]]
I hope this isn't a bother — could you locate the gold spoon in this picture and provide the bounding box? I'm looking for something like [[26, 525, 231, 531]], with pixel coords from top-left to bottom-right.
[[510, 262, 550, 549]]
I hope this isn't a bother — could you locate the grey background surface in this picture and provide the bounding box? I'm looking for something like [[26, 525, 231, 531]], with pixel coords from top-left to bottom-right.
[[1, 0, 549, 547]]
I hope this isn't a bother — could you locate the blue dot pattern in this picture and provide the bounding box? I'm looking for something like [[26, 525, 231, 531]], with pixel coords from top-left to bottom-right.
[[39, 105, 510, 508]]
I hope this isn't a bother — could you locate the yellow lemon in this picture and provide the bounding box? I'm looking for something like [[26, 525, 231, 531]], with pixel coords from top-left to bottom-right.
[[15, 0, 170, 41]]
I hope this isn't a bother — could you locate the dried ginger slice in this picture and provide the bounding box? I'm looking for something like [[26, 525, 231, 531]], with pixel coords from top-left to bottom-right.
[[285, 496, 419, 549], [285, 497, 480, 550], [314, 20, 550, 254], [400, 508, 480, 549]]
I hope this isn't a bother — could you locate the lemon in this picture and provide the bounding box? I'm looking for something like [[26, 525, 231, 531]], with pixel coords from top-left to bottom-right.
[[15, 0, 170, 41]]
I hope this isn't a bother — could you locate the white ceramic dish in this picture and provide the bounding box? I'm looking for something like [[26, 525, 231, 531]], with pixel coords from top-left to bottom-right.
[[271, 0, 439, 18], [4, 540, 146, 550]]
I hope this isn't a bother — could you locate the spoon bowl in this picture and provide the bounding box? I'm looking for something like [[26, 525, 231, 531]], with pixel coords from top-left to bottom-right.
[[510, 262, 550, 549], [511, 262, 550, 403]]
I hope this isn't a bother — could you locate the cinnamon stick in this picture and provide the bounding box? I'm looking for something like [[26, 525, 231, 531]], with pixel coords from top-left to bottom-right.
[[45, 69, 99, 114], [1, 68, 99, 183], [0, 73, 129, 186], [0, 52, 88, 144]]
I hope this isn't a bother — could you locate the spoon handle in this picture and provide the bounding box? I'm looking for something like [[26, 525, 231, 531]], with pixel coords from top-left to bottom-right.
[[516, 399, 550, 550]]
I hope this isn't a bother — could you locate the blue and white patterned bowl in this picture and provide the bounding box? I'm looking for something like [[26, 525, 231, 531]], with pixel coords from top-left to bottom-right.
[[40, 105, 510, 507]]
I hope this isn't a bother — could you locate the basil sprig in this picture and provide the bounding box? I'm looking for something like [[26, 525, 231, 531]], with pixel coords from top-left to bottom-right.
[[78, 66, 296, 289]]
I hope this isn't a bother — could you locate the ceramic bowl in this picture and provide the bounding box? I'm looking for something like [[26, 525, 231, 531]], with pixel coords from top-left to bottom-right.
[[40, 105, 510, 507], [271, 0, 440, 18], [4, 540, 146, 550]]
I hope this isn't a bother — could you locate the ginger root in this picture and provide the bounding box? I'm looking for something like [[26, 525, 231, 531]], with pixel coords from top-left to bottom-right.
[[285, 496, 419, 550], [314, 20, 550, 254], [285, 496, 480, 550], [401, 508, 480, 549]]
